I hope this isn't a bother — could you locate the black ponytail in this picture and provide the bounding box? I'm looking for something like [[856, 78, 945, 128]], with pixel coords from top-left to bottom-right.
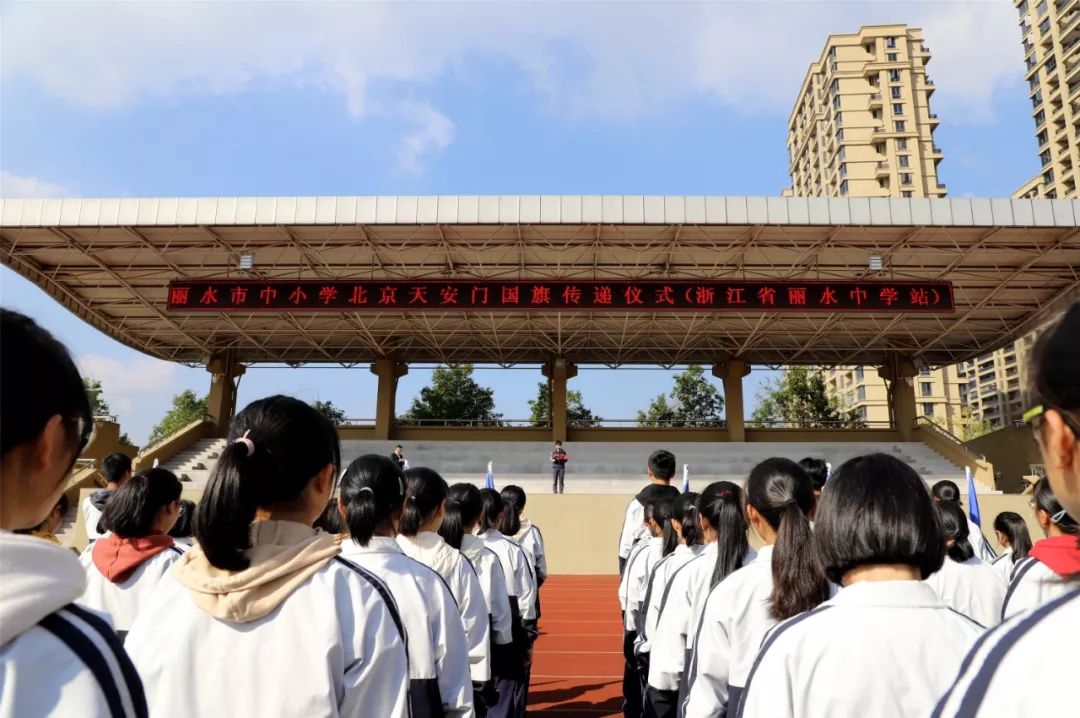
[[746, 458, 829, 620], [499, 485, 526, 536], [937, 500, 975, 562], [479, 488, 504, 532], [100, 468, 182, 538], [399, 467, 448, 536], [168, 499, 197, 539], [339, 454, 406, 546], [196, 395, 341, 571], [699, 481, 750, 589], [440, 483, 484, 549], [993, 511, 1033, 561], [655, 497, 678, 557], [1033, 477, 1080, 535], [674, 492, 702, 546]]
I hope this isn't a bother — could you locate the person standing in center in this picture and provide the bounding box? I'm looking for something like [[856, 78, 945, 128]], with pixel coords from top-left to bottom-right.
[[618, 450, 677, 574], [391, 445, 406, 469], [550, 441, 568, 494]]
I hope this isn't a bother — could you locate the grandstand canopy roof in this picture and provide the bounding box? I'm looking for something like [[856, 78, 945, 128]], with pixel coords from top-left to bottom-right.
[[2, 195, 1078, 367]]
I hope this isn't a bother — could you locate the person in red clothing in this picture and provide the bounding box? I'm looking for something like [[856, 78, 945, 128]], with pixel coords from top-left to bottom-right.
[[550, 441, 568, 494]]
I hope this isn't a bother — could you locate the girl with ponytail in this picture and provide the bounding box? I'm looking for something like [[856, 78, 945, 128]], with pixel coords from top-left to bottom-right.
[[124, 396, 409, 718], [925, 499, 1005, 626], [338, 455, 473, 718], [989, 511, 1032, 581], [396, 468, 492, 694], [684, 458, 827, 718], [499, 485, 548, 591], [649, 482, 752, 718]]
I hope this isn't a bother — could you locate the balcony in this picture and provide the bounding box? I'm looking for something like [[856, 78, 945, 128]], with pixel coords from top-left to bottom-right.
[[927, 112, 941, 126], [875, 161, 890, 177], [867, 93, 883, 109], [928, 145, 945, 159]]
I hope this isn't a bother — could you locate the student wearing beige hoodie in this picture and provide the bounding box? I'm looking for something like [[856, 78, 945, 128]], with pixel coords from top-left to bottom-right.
[[0, 309, 147, 718], [124, 396, 409, 718]]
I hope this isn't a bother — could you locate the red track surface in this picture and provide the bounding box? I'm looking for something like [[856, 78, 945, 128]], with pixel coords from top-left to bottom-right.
[[529, 575, 623, 717]]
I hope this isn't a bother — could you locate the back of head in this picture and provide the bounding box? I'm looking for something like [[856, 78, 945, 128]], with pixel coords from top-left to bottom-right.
[[648, 449, 677, 482], [815, 453, 945, 584], [798, 457, 828, 492], [1033, 477, 1080, 536], [102, 452, 133, 486], [931, 480, 961, 503], [0, 309, 92, 485], [699, 481, 750, 588], [499, 485, 526, 536], [479, 488, 504, 532], [993, 511, 1033, 561], [1028, 302, 1080, 417], [400, 467, 448, 536], [195, 395, 341, 571], [440, 483, 484, 549], [936, 500, 975, 562], [168, 499, 197, 539], [101, 468, 183, 538], [674, 492, 702, 546], [653, 497, 678, 557], [746, 457, 828, 620], [339, 454, 406, 545]]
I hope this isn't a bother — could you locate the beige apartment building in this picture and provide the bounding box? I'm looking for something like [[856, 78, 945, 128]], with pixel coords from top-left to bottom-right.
[[821, 364, 969, 433], [783, 24, 946, 198], [1012, 0, 1080, 200]]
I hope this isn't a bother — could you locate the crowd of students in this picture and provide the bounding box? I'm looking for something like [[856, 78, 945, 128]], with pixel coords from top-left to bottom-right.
[[615, 302, 1079, 718], [0, 308, 547, 718]]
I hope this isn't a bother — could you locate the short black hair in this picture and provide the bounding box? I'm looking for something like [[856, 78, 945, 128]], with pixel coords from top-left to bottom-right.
[[394, 444, 403, 450], [101, 468, 183, 538], [102, 452, 133, 485], [930, 479, 961, 503], [799, 457, 828, 491], [648, 449, 677, 481], [815, 453, 945, 583], [554, 440, 562, 446], [1027, 302, 1079, 415]]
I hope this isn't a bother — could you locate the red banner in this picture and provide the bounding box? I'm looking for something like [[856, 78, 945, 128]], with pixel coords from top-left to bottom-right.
[[166, 279, 954, 312]]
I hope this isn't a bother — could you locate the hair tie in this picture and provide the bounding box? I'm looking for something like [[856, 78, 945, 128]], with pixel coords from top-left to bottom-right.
[[233, 430, 255, 458], [1051, 509, 1069, 524], [408, 495, 417, 503], [357, 486, 374, 496]]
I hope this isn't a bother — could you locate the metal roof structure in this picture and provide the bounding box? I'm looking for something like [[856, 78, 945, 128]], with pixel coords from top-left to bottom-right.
[[2, 195, 1078, 367]]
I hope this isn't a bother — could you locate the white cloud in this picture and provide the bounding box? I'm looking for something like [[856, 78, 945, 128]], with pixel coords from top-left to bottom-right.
[[77, 353, 178, 414], [0, 171, 75, 198], [2, 1, 1025, 159]]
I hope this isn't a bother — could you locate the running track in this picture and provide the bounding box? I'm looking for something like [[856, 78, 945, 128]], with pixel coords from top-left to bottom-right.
[[529, 575, 623, 717]]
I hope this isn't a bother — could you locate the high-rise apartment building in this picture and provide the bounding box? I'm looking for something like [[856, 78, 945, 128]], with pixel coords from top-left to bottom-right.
[[956, 335, 1037, 429], [783, 25, 946, 198], [1012, 0, 1080, 200], [820, 364, 969, 434]]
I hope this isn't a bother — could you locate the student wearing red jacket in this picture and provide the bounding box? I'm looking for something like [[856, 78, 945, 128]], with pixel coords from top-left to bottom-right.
[[550, 441, 568, 495]]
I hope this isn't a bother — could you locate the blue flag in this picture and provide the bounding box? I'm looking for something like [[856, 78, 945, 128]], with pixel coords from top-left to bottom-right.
[[485, 461, 495, 490], [965, 466, 981, 528], [825, 462, 833, 484], [682, 464, 690, 493]]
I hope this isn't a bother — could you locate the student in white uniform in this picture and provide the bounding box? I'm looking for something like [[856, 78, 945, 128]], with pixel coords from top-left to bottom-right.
[[124, 395, 409, 718], [931, 479, 996, 562], [79, 468, 184, 637], [477, 489, 538, 718], [934, 302, 1080, 718], [1001, 477, 1080, 619], [684, 459, 829, 718], [618, 449, 677, 574], [650, 482, 751, 718], [441, 483, 515, 717], [398, 468, 492, 693], [0, 309, 147, 718], [737, 453, 984, 718], [338, 454, 474, 718], [989, 510, 1032, 583], [83, 452, 133, 543], [637, 492, 703, 717], [500, 485, 547, 590], [924, 500, 1005, 626], [630, 497, 678, 708]]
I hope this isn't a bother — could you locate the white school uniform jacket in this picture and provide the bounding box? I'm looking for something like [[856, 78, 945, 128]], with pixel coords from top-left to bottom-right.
[[932, 587, 1080, 718], [477, 529, 538, 634], [621, 536, 662, 631], [648, 543, 714, 692], [618, 498, 648, 562], [78, 542, 183, 632], [924, 555, 1005, 627], [970, 519, 997, 563], [512, 519, 547, 585], [1001, 555, 1075, 619], [397, 532, 492, 683], [460, 534, 514, 646], [636, 543, 701, 654], [126, 521, 409, 718], [81, 490, 113, 543], [683, 545, 778, 718], [0, 531, 147, 718], [989, 548, 1014, 583], [737, 580, 983, 718], [339, 536, 474, 718]]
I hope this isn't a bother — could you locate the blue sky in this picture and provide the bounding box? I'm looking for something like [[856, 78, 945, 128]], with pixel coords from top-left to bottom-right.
[[1, 1, 1037, 444]]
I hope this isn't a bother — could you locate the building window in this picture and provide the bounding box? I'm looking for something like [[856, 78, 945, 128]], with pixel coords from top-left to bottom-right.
[[895, 120, 906, 131], [837, 129, 845, 141], [1037, 130, 1049, 146], [893, 103, 904, 115], [833, 95, 841, 110], [920, 368, 932, 377], [831, 78, 840, 93], [836, 112, 843, 126], [891, 86, 902, 99], [845, 391, 854, 406], [1035, 110, 1045, 126], [887, 52, 899, 62], [1039, 18, 1051, 34], [1040, 150, 1052, 166], [857, 405, 868, 420], [902, 191, 913, 198], [921, 382, 933, 397], [900, 173, 913, 185], [889, 69, 901, 82], [899, 155, 910, 168], [922, 403, 935, 417], [865, 43, 874, 54], [886, 36, 897, 49], [855, 367, 864, 381], [838, 147, 846, 161], [1036, 0, 1047, 16], [857, 386, 866, 401], [839, 163, 847, 177], [1018, 0, 1028, 13], [840, 180, 849, 195], [829, 46, 837, 59], [896, 138, 907, 150]]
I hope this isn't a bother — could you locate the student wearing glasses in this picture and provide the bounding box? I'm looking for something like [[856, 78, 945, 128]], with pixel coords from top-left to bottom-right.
[[934, 302, 1080, 718]]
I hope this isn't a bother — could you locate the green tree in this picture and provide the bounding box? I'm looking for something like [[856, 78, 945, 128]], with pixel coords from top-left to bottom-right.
[[148, 389, 209, 444], [527, 382, 603, 428], [938, 407, 995, 442], [399, 365, 502, 426], [637, 365, 725, 427], [83, 378, 111, 415], [311, 400, 347, 425], [751, 366, 864, 428]]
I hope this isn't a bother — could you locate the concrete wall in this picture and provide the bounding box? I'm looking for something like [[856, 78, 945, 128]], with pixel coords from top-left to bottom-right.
[[965, 426, 1042, 494]]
